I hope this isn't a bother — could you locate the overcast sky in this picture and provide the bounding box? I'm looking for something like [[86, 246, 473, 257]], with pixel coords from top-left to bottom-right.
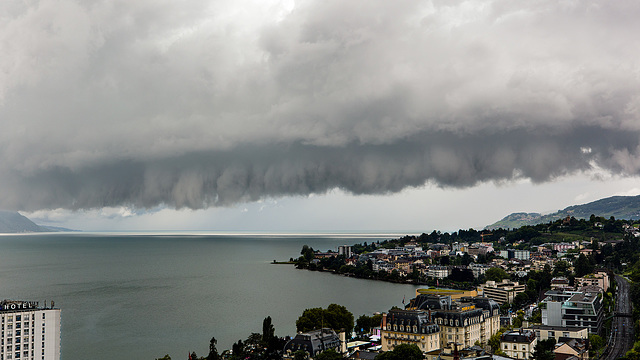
[[3, 0, 640, 232]]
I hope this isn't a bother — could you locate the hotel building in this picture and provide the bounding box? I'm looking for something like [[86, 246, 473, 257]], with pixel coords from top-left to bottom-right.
[[0, 300, 60, 360], [382, 294, 501, 353]]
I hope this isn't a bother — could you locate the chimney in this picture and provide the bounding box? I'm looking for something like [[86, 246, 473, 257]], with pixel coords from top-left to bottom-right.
[[382, 313, 387, 331], [339, 331, 347, 354]]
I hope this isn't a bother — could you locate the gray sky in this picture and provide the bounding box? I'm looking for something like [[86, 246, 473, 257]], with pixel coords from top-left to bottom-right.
[[3, 0, 640, 232]]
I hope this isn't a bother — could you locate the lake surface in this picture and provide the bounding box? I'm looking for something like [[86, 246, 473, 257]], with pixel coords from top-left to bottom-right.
[[0, 232, 422, 360]]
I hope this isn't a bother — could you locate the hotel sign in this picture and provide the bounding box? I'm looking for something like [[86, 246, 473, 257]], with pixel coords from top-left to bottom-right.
[[1, 301, 38, 311]]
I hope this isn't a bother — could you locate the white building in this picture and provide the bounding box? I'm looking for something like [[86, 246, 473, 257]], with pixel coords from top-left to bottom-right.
[[337, 245, 352, 258], [424, 266, 450, 279], [514, 250, 530, 261], [0, 300, 61, 360], [501, 329, 537, 359]]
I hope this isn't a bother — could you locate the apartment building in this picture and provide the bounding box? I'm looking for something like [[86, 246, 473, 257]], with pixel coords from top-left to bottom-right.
[[501, 329, 537, 360], [478, 279, 526, 304], [526, 325, 589, 342], [575, 270, 610, 292], [381, 309, 440, 353], [383, 295, 501, 352], [0, 300, 61, 360], [540, 288, 603, 334]]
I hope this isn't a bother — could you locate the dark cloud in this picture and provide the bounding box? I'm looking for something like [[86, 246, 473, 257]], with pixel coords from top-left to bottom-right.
[[1, 0, 640, 211], [2, 126, 638, 211]]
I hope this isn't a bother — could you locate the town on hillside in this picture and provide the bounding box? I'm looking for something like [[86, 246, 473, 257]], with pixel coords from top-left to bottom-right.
[[173, 215, 640, 360]]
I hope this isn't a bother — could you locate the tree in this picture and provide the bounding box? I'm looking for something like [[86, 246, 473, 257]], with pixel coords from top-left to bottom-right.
[[231, 340, 245, 360], [262, 316, 275, 344], [512, 311, 524, 328], [553, 261, 571, 277], [532, 339, 556, 360], [485, 268, 509, 282], [356, 315, 371, 334], [440, 256, 450, 266], [488, 330, 504, 353], [293, 350, 308, 360], [375, 344, 423, 360], [301, 245, 315, 262], [156, 355, 172, 360], [514, 292, 530, 309], [207, 337, 220, 360], [356, 313, 382, 335], [448, 267, 474, 282], [296, 304, 354, 336], [589, 334, 605, 356], [315, 349, 344, 360], [574, 254, 594, 277]]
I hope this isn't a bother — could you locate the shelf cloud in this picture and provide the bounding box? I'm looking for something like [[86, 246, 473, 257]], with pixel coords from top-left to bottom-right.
[[2, 0, 640, 211]]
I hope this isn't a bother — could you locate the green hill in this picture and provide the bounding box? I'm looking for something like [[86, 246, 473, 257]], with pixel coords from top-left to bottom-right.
[[486, 195, 640, 229]]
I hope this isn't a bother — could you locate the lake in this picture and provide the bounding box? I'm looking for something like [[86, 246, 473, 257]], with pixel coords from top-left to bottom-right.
[[0, 232, 422, 360]]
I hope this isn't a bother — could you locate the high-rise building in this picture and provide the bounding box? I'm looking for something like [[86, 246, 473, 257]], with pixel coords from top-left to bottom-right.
[[337, 245, 352, 258], [0, 300, 61, 360]]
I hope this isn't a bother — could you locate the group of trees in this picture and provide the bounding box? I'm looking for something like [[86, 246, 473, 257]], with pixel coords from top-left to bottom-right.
[[374, 344, 422, 360], [355, 314, 382, 335], [296, 304, 354, 336], [225, 316, 286, 360], [155, 317, 285, 360]]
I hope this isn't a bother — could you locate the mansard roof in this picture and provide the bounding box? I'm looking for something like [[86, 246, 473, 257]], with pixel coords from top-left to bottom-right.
[[386, 309, 440, 334]]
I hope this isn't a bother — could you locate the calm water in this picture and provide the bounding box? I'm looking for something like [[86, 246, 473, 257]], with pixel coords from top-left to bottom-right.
[[0, 233, 421, 360]]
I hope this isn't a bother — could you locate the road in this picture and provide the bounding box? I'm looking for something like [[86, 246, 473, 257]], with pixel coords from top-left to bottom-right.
[[602, 275, 633, 360]]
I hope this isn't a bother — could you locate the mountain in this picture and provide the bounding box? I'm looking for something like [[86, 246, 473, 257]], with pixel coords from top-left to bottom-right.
[[0, 210, 46, 233], [0, 211, 75, 233], [486, 195, 640, 229]]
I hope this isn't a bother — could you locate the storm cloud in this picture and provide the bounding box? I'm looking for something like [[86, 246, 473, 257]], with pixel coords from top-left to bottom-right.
[[1, 0, 640, 211]]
